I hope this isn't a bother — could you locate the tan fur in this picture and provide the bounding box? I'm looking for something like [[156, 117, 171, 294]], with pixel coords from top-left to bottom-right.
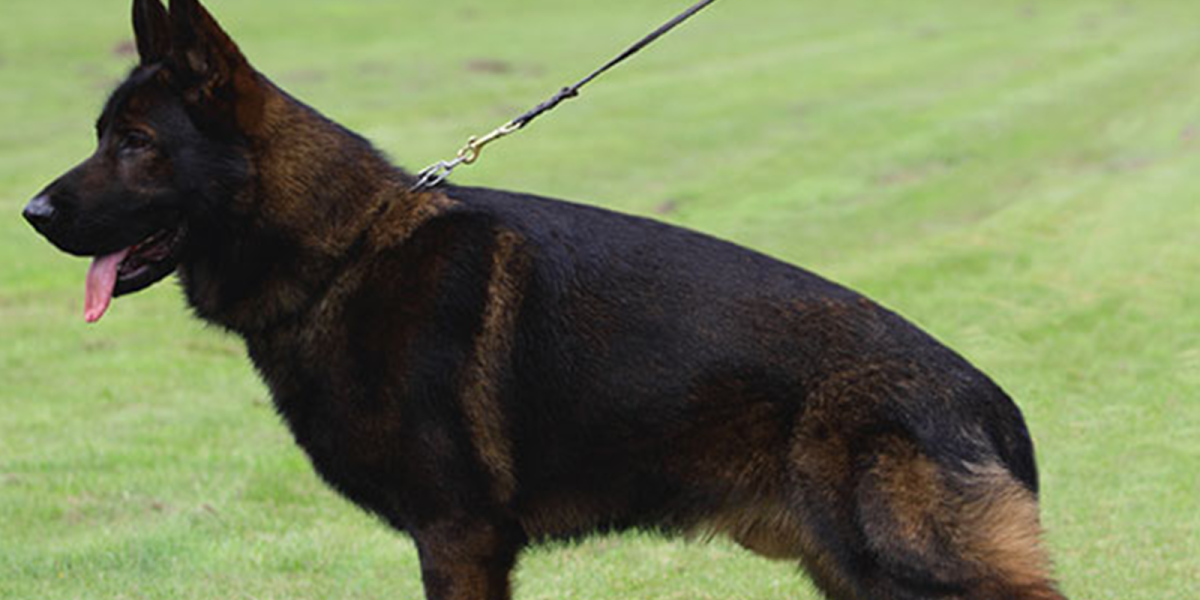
[[458, 230, 531, 503], [861, 439, 1062, 598], [693, 498, 808, 560], [956, 462, 1057, 590], [252, 90, 391, 252], [860, 438, 948, 563]]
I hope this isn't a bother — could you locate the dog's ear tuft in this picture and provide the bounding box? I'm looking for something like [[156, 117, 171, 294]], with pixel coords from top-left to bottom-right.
[[133, 0, 171, 65], [167, 0, 266, 137]]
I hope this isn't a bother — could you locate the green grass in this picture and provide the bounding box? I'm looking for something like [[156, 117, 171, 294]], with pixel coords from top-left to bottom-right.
[[2, 0, 1198, 598]]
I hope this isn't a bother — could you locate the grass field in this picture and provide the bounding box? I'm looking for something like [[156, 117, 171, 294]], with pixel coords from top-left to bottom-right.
[[2, 0, 1198, 598]]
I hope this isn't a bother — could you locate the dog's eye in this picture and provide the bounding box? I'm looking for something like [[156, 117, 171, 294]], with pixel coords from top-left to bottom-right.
[[118, 130, 154, 154]]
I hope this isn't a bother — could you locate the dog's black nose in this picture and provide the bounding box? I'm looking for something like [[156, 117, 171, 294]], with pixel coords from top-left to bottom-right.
[[23, 195, 57, 229]]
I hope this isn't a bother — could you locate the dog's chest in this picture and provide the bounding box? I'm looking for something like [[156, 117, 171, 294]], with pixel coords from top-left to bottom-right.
[[244, 329, 420, 515]]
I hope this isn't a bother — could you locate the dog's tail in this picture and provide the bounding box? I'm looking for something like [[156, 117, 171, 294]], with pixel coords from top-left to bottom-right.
[[952, 461, 1067, 600], [855, 437, 1067, 600]]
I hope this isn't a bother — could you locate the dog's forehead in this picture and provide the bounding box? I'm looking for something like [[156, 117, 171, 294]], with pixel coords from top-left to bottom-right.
[[96, 66, 173, 134]]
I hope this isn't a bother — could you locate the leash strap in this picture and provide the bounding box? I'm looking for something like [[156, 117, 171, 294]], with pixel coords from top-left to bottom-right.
[[410, 0, 722, 191]]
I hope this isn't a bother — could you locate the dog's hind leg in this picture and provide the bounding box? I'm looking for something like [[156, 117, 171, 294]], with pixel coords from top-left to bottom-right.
[[849, 437, 1067, 600]]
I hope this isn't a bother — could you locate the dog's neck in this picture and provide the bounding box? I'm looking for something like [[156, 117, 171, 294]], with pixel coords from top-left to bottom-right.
[[250, 84, 402, 247], [178, 80, 449, 336]]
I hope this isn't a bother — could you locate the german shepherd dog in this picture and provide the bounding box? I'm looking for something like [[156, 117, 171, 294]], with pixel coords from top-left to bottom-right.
[[23, 1, 1066, 599]]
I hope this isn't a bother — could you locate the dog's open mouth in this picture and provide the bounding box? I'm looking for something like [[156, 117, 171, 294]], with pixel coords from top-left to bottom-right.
[[84, 225, 187, 323]]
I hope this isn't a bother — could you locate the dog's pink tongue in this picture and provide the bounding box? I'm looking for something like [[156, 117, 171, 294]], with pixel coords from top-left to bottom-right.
[[84, 249, 130, 323]]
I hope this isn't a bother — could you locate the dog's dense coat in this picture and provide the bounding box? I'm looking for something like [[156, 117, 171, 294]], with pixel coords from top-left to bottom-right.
[[22, 1, 1068, 599]]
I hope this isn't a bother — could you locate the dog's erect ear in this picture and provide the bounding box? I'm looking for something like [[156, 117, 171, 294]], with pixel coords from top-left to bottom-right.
[[169, 0, 246, 86], [133, 0, 171, 65], [168, 0, 266, 136]]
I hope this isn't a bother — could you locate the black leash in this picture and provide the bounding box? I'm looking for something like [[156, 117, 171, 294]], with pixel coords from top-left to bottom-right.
[[410, 0, 723, 191]]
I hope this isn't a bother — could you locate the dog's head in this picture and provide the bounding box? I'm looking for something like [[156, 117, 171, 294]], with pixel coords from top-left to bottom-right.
[[23, 0, 265, 322]]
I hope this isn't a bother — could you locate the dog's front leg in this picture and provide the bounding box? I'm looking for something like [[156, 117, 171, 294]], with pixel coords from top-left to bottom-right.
[[412, 518, 522, 600]]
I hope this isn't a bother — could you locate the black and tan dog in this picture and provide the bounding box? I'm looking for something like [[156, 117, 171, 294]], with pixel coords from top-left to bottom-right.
[[22, 1, 1067, 599]]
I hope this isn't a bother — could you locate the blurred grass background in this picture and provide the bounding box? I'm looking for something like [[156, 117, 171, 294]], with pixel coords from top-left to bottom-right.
[[1, 0, 1198, 598]]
